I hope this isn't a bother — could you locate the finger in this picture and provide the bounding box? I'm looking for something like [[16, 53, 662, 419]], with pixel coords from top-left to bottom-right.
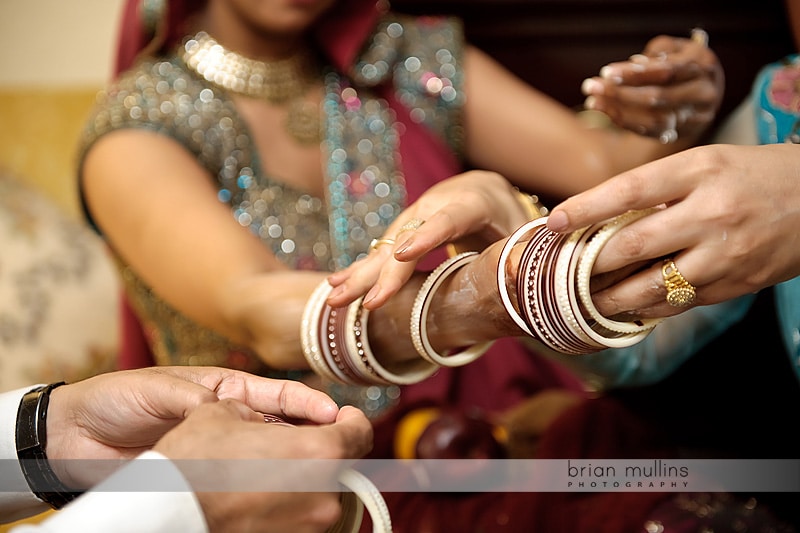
[[588, 259, 684, 318], [108, 368, 221, 419], [590, 248, 715, 319], [598, 77, 719, 110], [328, 251, 418, 308], [327, 211, 431, 303], [191, 398, 263, 423], [204, 368, 341, 424], [590, 99, 676, 137], [394, 205, 489, 260], [589, 200, 702, 274], [547, 149, 700, 233], [323, 406, 374, 459], [245, 378, 340, 424], [361, 260, 418, 309], [334, 205, 482, 308]]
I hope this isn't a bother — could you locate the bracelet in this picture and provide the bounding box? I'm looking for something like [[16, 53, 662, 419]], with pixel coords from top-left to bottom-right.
[[302, 279, 437, 385], [496, 217, 550, 336], [410, 252, 494, 367], [513, 188, 549, 220], [502, 212, 661, 354], [347, 298, 438, 385], [16, 382, 84, 509], [575, 209, 663, 335], [301, 280, 342, 383], [263, 415, 392, 533]]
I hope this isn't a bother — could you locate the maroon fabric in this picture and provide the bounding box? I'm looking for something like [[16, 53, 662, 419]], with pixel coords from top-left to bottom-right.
[[118, 291, 154, 370], [363, 396, 673, 533]]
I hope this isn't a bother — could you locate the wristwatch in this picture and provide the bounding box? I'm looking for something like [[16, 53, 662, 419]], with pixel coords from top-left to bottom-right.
[[16, 382, 84, 509]]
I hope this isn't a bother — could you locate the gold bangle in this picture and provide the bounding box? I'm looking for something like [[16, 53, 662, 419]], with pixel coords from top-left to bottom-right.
[[513, 189, 548, 220]]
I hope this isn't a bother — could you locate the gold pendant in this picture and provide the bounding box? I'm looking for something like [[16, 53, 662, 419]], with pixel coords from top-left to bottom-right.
[[285, 99, 321, 145]]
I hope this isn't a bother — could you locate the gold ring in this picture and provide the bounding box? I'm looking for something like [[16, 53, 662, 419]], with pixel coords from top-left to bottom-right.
[[662, 258, 696, 307], [369, 238, 395, 253], [397, 218, 425, 235]]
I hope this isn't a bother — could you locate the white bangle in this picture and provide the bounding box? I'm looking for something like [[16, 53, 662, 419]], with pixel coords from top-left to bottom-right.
[[301, 279, 341, 382], [556, 224, 651, 350], [496, 218, 550, 336], [338, 468, 393, 533], [410, 252, 494, 367], [348, 297, 439, 385], [575, 209, 663, 335]]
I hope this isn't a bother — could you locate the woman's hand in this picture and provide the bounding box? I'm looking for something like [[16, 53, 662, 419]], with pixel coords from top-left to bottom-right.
[[326, 171, 531, 309], [581, 30, 723, 144], [546, 144, 800, 319]]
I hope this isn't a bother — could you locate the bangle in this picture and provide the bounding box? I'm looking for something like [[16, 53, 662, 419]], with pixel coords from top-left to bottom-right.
[[346, 297, 438, 384], [496, 217, 550, 336], [513, 188, 549, 220], [302, 280, 437, 385], [16, 382, 84, 509], [410, 252, 494, 367], [575, 209, 662, 334]]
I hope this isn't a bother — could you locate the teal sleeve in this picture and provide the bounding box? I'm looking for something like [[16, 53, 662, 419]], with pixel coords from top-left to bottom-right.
[[546, 295, 756, 390]]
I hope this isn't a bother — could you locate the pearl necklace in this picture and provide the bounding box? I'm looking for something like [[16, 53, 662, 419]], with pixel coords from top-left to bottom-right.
[[182, 31, 321, 144]]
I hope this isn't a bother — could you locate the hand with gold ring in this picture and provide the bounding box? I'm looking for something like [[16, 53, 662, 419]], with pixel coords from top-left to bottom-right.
[[662, 258, 696, 307], [369, 237, 396, 254], [546, 144, 800, 320], [581, 29, 722, 146], [326, 170, 534, 309]]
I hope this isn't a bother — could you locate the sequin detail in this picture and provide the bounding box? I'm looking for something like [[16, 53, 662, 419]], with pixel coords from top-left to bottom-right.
[[77, 14, 466, 415]]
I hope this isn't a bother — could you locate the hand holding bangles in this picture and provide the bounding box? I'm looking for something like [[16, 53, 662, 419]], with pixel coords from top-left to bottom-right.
[[545, 144, 800, 320], [327, 171, 532, 310], [581, 28, 723, 144]]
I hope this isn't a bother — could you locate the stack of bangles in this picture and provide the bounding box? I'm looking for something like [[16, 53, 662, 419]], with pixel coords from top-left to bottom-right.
[[301, 208, 663, 386], [498, 208, 663, 354]]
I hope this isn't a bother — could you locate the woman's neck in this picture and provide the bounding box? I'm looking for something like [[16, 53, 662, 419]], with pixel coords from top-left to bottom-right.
[[197, 5, 308, 61]]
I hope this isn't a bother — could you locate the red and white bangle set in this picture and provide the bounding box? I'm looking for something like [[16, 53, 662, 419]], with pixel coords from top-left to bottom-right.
[[498, 208, 663, 354], [301, 209, 662, 385], [301, 280, 439, 385]]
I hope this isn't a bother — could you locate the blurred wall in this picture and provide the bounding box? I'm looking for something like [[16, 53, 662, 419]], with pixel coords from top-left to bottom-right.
[[0, 0, 126, 217]]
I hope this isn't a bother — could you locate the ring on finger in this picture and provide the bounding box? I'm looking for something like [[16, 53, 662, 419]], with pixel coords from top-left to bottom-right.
[[662, 258, 697, 307], [397, 218, 425, 235], [659, 112, 678, 144], [369, 238, 396, 253]]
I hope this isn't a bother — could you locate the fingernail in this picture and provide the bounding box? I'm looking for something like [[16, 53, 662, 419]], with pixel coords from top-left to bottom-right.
[[395, 238, 413, 256], [599, 66, 622, 84], [629, 53, 649, 63], [327, 285, 344, 303], [584, 96, 597, 110], [363, 284, 381, 305], [546, 210, 569, 232], [581, 78, 603, 95]]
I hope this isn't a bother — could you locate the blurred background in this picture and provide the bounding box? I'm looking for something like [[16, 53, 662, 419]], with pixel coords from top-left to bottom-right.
[[0, 0, 125, 218], [0, 0, 125, 394]]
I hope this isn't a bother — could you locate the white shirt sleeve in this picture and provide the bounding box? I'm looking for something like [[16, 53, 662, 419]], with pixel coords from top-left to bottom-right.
[[0, 386, 50, 523], [8, 451, 208, 533]]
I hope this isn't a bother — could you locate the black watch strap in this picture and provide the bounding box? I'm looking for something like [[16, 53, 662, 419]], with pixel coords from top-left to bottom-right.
[[16, 382, 85, 509]]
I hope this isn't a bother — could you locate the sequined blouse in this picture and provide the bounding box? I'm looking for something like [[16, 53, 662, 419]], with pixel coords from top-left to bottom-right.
[[77, 14, 466, 373]]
